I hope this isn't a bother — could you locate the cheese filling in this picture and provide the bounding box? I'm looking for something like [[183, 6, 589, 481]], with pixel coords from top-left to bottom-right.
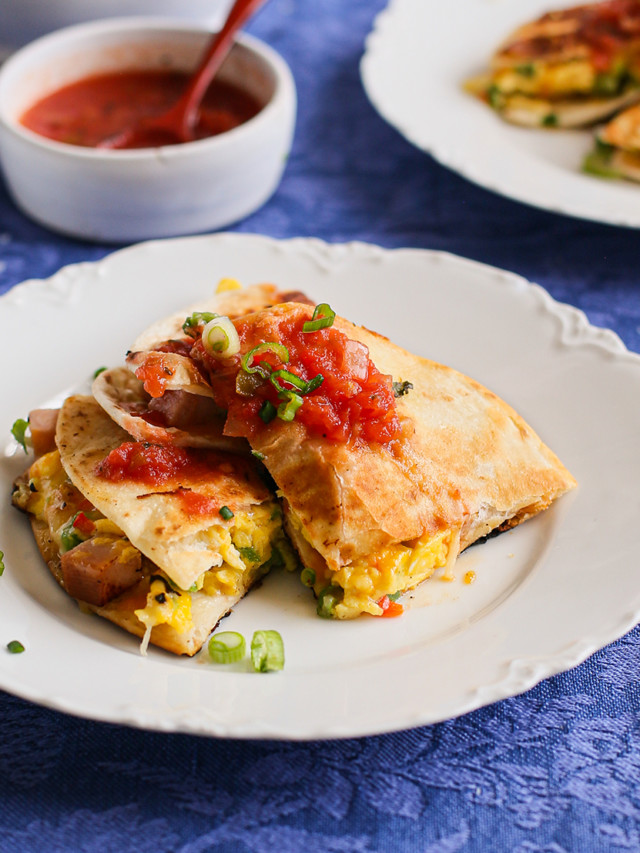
[[15, 449, 290, 640]]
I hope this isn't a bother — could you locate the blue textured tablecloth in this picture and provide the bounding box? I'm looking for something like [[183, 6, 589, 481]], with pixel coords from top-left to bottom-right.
[[2, 2, 640, 851]]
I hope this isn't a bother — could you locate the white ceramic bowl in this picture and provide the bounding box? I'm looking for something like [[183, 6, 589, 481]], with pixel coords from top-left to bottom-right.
[[0, 0, 232, 54], [0, 18, 296, 243]]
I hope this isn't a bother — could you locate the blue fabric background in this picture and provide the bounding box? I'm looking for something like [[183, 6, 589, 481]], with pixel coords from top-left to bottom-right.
[[1, 2, 640, 850]]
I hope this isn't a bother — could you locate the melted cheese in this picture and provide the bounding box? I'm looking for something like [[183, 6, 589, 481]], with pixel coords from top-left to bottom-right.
[[493, 60, 596, 96], [329, 530, 454, 618], [21, 449, 287, 644]]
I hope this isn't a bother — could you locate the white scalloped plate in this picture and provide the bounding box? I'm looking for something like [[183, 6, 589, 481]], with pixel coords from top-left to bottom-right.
[[1, 234, 639, 739], [360, 0, 640, 228]]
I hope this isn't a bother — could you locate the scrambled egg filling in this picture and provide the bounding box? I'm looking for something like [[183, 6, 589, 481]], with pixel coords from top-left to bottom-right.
[[17, 450, 290, 640], [314, 529, 455, 619]]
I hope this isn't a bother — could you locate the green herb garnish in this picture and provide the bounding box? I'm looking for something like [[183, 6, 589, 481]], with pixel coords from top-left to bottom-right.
[[251, 630, 284, 672], [219, 506, 234, 520], [182, 311, 219, 337], [93, 366, 107, 379], [7, 640, 24, 654], [392, 380, 413, 397], [542, 113, 558, 127], [302, 303, 336, 333], [0, 550, 4, 576], [11, 418, 29, 453]]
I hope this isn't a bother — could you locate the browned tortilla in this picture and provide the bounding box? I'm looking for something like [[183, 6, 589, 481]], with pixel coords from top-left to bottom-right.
[[217, 303, 576, 574]]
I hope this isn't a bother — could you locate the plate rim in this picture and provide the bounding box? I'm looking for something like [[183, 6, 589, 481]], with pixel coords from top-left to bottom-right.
[[360, 0, 640, 229]]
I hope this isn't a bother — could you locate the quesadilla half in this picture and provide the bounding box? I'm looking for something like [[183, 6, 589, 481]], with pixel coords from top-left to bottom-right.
[[465, 0, 640, 127], [128, 297, 577, 619], [12, 394, 292, 655], [583, 100, 640, 176]]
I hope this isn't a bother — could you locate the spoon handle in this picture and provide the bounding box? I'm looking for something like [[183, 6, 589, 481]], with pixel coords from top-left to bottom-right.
[[182, 0, 270, 132]]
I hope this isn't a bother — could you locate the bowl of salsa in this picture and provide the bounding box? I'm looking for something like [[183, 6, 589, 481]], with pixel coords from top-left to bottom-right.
[[0, 17, 296, 242]]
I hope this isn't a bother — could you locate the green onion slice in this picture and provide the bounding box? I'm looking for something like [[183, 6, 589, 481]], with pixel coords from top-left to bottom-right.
[[219, 506, 234, 520], [182, 311, 219, 337], [93, 366, 107, 379], [259, 400, 277, 423], [241, 342, 289, 377], [0, 550, 4, 576], [11, 418, 29, 453], [7, 640, 25, 654], [317, 585, 343, 618], [251, 630, 285, 672], [300, 567, 316, 588], [208, 631, 246, 664], [277, 392, 303, 422], [302, 303, 336, 333], [202, 316, 240, 359], [269, 369, 308, 394], [304, 374, 324, 393], [59, 513, 87, 553]]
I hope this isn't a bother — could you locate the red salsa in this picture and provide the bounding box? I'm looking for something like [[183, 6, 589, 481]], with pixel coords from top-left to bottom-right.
[[20, 70, 263, 149], [184, 308, 403, 445]]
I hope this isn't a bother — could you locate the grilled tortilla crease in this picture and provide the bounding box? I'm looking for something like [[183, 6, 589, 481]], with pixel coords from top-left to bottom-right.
[[13, 394, 289, 655], [465, 0, 640, 127], [176, 302, 575, 619]]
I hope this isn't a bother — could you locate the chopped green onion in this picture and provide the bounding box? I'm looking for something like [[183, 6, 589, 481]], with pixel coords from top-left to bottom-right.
[[11, 418, 29, 453], [202, 316, 240, 359], [7, 640, 24, 654], [262, 546, 285, 571], [515, 63, 536, 77], [317, 585, 343, 618], [277, 392, 303, 422], [487, 84, 504, 109], [259, 400, 277, 424], [304, 374, 324, 393], [239, 546, 261, 564], [542, 113, 558, 127], [302, 303, 336, 333], [241, 342, 289, 376], [208, 631, 246, 664], [252, 450, 265, 460], [388, 591, 402, 602], [0, 550, 4, 576], [392, 380, 413, 397], [59, 513, 87, 553], [269, 369, 308, 394], [93, 366, 107, 379], [182, 311, 219, 337], [251, 630, 285, 672], [301, 567, 316, 588], [219, 506, 234, 520]]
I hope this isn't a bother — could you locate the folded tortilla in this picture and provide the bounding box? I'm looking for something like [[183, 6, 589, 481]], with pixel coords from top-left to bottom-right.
[[583, 101, 640, 178], [131, 298, 576, 619], [465, 0, 640, 127], [12, 394, 290, 655]]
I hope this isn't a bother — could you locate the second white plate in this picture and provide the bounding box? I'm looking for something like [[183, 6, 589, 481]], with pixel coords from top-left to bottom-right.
[[361, 0, 640, 227], [1, 234, 639, 739]]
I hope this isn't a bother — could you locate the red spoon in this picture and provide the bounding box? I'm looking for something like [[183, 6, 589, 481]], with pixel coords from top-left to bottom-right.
[[98, 0, 269, 149]]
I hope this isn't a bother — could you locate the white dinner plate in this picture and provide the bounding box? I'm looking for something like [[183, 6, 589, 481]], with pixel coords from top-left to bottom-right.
[[1, 234, 639, 739], [360, 0, 640, 228]]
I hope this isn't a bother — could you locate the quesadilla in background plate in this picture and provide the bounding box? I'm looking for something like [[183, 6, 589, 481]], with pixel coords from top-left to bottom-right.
[[465, 0, 640, 127], [583, 100, 640, 177], [12, 394, 291, 655], [130, 296, 577, 620]]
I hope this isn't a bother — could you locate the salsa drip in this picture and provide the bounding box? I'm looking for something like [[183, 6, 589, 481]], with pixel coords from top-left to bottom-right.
[[504, 0, 640, 72], [20, 70, 263, 149], [191, 311, 402, 444]]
